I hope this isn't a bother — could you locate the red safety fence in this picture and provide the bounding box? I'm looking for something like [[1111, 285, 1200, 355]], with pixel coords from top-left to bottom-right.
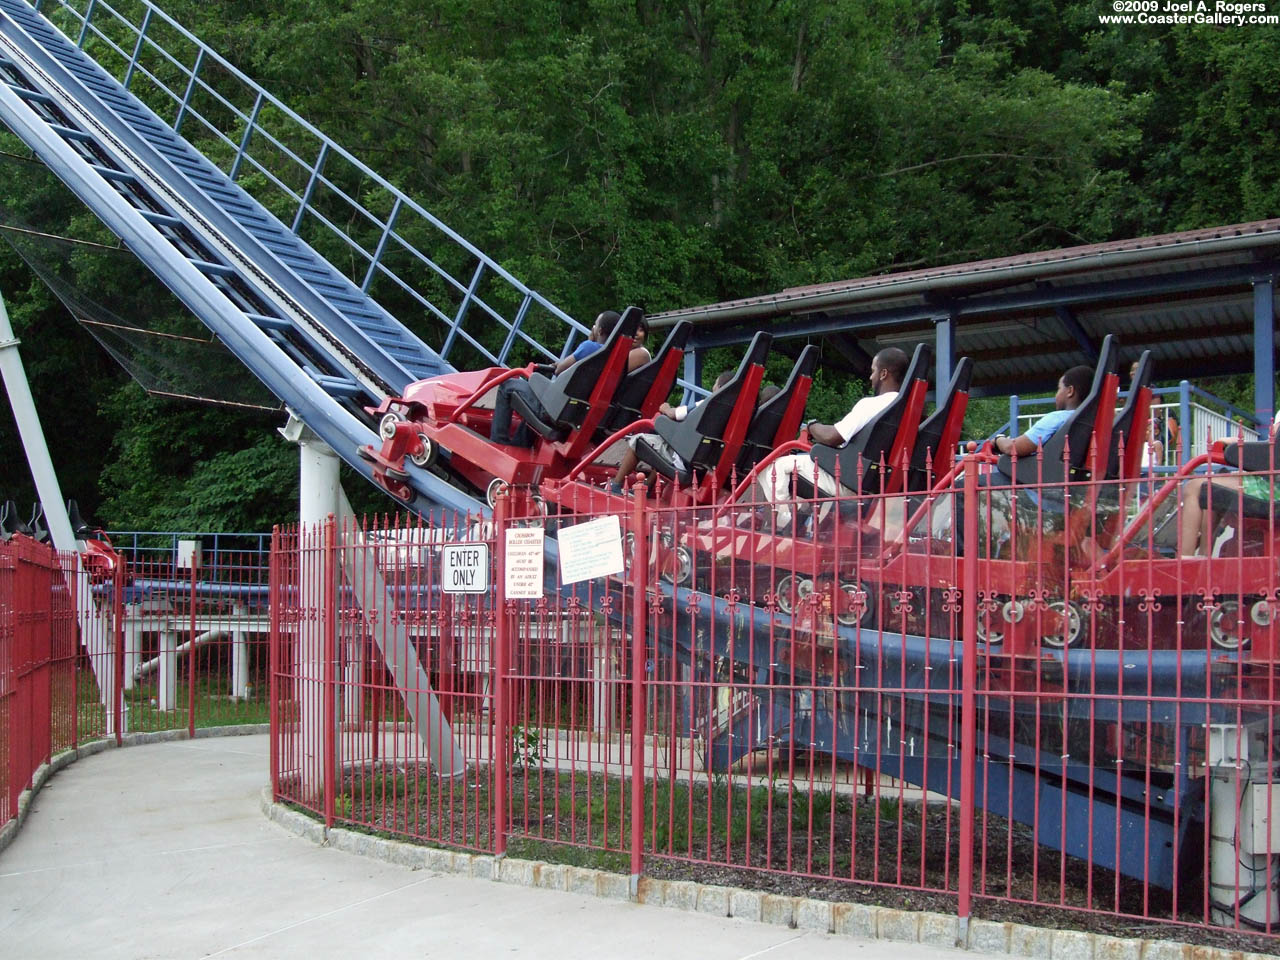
[[0, 537, 101, 828], [0, 534, 272, 832], [268, 447, 1280, 948]]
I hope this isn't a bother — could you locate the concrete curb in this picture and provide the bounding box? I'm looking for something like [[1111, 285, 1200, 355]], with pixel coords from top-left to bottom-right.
[[0, 725, 269, 858], [258, 789, 1275, 960]]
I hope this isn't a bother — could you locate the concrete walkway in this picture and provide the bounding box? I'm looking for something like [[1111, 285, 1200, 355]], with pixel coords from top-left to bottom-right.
[[0, 735, 983, 959]]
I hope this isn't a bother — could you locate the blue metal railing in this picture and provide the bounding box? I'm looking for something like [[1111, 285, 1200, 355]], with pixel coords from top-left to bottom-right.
[[107, 529, 271, 566], [32, 0, 586, 369]]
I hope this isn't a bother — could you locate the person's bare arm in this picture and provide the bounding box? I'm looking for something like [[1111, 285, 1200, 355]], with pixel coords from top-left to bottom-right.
[[993, 433, 1037, 457], [807, 421, 843, 446]]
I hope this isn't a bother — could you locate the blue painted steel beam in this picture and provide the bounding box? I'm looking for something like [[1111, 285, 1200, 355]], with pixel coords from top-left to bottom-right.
[[934, 313, 954, 389], [681, 348, 703, 406], [1051, 302, 1098, 361], [1254, 276, 1275, 425], [0, 49, 480, 520]]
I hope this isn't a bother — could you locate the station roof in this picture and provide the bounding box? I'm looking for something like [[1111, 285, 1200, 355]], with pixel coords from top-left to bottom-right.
[[651, 219, 1280, 395]]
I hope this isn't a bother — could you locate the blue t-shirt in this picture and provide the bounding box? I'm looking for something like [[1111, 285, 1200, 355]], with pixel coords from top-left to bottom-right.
[[1024, 408, 1073, 447], [570, 340, 603, 363]]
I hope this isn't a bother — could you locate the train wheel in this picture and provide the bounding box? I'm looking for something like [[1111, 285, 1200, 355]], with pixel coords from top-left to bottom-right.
[[486, 478, 506, 508], [379, 411, 403, 441], [976, 594, 1006, 645], [1209, 600, 1247, 650], [776, 574, 797, 615], [1040, 600, 1084, 648], [661, 544, 693, 586], [408, 432, 436, 468], [836, 579, 875, 627]]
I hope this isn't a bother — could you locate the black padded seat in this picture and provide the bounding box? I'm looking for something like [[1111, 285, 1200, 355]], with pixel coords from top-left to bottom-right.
[[0, 500, 32, 539], [1222, 430, 1280, 472], [635, 332, 772, 484], [809, 343, 932, 496], [1200, 481, 1275, 519], [1105, 349, 1154, 482], [734, 344, 819, 478], [67, 499, 104, 539], [907, 356, 973, 492], [598, 319, 691, 436], [28, 502, 49, 544], [510, 306, 642, 441], [997, 334, 1118, 485]]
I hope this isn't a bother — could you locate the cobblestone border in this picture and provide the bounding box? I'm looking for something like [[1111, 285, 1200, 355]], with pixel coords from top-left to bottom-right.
[[260, 789, 1274, 960], [0, 724, 268, 858]]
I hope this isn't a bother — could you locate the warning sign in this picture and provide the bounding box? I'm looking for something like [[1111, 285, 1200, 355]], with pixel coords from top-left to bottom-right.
[[440, 543, 489, 594], [557, 515, 625, 585], [503, 527, 545, 599]]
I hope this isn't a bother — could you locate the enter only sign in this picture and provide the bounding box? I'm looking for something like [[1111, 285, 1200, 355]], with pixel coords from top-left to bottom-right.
[[440, 542, 489, 594]]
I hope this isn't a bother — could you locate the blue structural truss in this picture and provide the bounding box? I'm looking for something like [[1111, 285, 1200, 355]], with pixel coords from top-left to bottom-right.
[[0, 0, 584, 516]]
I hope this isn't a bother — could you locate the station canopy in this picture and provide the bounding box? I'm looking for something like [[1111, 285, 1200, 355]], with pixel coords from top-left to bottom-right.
[[651, 219, 1280, 401]]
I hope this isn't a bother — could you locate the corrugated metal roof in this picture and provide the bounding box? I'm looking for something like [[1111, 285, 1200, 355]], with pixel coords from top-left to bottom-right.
[[653, 219, 1280, 392]]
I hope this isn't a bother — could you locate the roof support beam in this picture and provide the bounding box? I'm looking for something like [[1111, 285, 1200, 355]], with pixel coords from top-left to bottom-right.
[[1255, 275, 1276, 425], [1051, 302, 1098, 362], [934, 313, 955, 390], [822, 332, 873, 376]]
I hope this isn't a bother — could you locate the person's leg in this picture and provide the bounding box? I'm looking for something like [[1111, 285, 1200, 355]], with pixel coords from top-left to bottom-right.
[[490, 380, 519, 444], [613, 446, 640, 486], [1172, 478, 1203, 555], [759, 455, 804, 528], [490, 379, 541, 448]]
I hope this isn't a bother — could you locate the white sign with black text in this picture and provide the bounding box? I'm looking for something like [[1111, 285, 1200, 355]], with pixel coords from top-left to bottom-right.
[[503, 527, 545, 599], [440, 542, 489, 594], [557, 515, 625, 586]]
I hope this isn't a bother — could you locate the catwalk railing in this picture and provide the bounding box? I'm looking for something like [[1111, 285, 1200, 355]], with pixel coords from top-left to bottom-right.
[[268, 444, 1280, 946], [0, 532, 272, 831]]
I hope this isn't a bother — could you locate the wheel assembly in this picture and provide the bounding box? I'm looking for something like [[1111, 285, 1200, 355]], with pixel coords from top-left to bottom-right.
[[670, 545, 693, 586], [378, 411, 402, 441], [486, 477, 506, 508], [408, 432, 435, 468], [775, 574, 796, 615], [836, 579, 874, 627], [1040, 600, 1084, 648], [1209, 600, 1246, 650]]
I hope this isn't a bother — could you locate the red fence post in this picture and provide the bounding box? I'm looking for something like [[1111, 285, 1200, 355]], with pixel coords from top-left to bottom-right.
[[958, 456, 979, 937], [69, 553, 78, 751], [492, 491, 510, 857], [268, 529, 279, 799], [322, 515, 337, 828], [629, 482, 649, 895], [113, 564, 124, 744], [188, 554, 198, 738]]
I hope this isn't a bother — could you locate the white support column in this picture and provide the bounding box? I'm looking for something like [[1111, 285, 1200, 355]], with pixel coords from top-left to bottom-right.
[[590, 620, 616, 735], [123, 605, 142, 692], [282, 416, 341, 801], [230, 602, 250, 699], [343, 633, 364, 724], [157, 628, 178, 711]]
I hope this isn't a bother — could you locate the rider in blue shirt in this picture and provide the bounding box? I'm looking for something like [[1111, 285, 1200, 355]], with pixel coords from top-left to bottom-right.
[[953, 365, 1093, 547], [490, 310, 618, 447]]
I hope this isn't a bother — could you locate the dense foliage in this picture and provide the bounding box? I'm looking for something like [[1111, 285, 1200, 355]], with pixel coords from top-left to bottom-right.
[[0, 0, 1275, 529]]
